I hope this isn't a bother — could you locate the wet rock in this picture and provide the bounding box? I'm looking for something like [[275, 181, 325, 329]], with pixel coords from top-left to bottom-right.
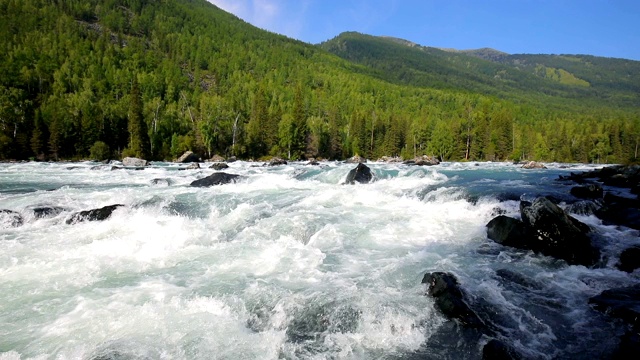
[[209, 162, 229, 170], [613, 331, 640, 359], [482, 339, 522, 360], [66, 204, 124, 224], [122, 157, 147, 167], [266, 157, 287, 166], [414, 155, 440, 166], [565, 200, 601, 216], [520, 197, 599, 266], [595, 194, 640, 230], [421, 272, 487, 330], [110, 166, 122, 171], [286, 303, 361, 343], [561, 165, 640, 189], [32, 206, 65, 219], [521, 161, 546, 169], [590, 284, 640, 331], [306, 159, 320, 166], [345, 155, 367, 164], [486, 216, 530, 248], [570, 184, 603, 199], [226, 156, 237, 163], [0, 209, 24, 227], [175, 151, 200, 163], [190, 172, 242, 187], [617, 246, 640, 273], [345, 163, 373, 184]]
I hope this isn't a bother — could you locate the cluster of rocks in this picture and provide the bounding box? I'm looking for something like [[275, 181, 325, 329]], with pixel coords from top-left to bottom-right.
[[1, 204, 124, 228]]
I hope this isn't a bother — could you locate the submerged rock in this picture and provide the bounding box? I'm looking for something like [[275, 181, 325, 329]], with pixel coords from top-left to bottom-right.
[[0, 209, 24, 227], [151, 178, 173, 186], [590, 284, 640, 330], [180, 162, 200, 170], [190, 172, 242, 187], [66, 204, 124, 224], [345, 163, 373, 184], [122, 157, 147, 167], [421, 272, 487, 330]]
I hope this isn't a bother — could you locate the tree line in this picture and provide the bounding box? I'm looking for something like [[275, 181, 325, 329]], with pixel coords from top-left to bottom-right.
[[1, 0, 638, 164]]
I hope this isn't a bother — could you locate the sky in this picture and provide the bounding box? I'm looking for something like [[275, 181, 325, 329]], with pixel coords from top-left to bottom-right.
[[207, 0, 640, 60]]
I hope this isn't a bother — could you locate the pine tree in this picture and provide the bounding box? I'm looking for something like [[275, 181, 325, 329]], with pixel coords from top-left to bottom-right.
[[125, 76, 150, 159]]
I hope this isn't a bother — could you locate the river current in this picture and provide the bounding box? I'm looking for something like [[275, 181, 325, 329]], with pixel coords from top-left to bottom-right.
[[0, 161, 637, 359]]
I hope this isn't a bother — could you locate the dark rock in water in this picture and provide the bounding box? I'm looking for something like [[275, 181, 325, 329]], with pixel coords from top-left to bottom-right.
[[421, 272, 487, 330], [66, 166, 83, 170], [226, 156, 237, 163], [570, 184, 603, 199], [612, 330, 640, 359], [110, 166, 122, 171], [565, 200, 601, 216], [150, 178, 173, 186], [209, 162, 229, 170], [590, 284, 640, 331], [0, 209, 24, 227], [175, 150, 200, 163], [266, 157, 287, 166], [617, 246, 640, 273], [486, 216, 530, 248], [562, 165, 640, 189], [520, 197, 599, 266], [482, 339, 522, 360], [32, 206, 65, 219], [306, 160, 320, 166], [66, 204, 124, 224], [345, 163, 373, 184], [595, 195, 640, 230], [190, 172, 241, 187]]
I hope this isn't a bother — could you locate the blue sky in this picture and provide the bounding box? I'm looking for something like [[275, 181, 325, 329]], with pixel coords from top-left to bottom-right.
[[208, 0, 640, 60]]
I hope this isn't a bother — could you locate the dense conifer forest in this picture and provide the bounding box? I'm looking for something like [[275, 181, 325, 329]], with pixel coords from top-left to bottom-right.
[[1, 0, 639, 163]]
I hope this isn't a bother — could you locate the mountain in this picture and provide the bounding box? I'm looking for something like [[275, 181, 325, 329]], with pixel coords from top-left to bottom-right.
[[319, 32, 640, 109], [0, 0, 638, 164]]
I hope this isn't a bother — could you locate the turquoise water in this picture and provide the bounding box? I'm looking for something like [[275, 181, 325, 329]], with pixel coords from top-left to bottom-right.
[[0, 161, 635, 359]]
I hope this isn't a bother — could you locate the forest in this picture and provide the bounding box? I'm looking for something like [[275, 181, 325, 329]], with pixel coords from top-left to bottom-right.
[[1, 0, 639, 164]]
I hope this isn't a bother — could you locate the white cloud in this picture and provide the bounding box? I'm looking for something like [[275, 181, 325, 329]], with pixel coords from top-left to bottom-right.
[[207, 0, 308, 40]]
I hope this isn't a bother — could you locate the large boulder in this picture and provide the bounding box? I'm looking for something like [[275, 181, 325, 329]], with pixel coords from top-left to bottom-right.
[[122, 157, 147, 167], [175, 151, 200, 163], [190, 172, 242, 187], [345, 163, 373, 184], [520, 197, 599, 266], [66, 204, 124, 224], [377, 156, 403, 163], [421, 272, 487, 330], [590, 284, 640, 330], [486, 216, 530, 248], [0, 209, 24, 227]]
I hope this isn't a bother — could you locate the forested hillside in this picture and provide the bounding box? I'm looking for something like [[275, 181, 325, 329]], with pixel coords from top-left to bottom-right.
[[1, 0, 639, 164]]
